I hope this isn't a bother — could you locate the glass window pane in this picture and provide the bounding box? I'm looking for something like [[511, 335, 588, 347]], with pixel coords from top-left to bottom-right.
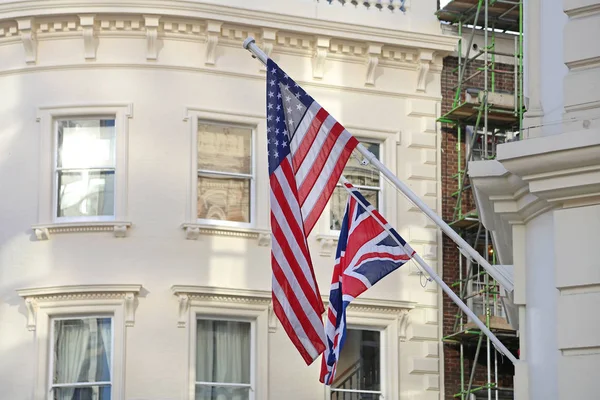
[[58, 171, 115, 218], [198, 123, 252, 175], [54, 318, 112, 385], [344, 142, 380, 187], [330, 187, 379, 231], [197, 176, 250, 223], [58, 119, 116, 169], [331, 329, 380, 393], [53, 386, 111, 400], [195, 386, 249, 400], [196, 320, 251, 385]]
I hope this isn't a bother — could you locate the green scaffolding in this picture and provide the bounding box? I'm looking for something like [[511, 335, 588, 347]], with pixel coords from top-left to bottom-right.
[[436, 1, 524, 399]]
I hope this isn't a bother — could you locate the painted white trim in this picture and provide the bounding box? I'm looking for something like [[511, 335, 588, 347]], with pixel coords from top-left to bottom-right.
[[35, 103, 133, 236], [322, 309, 401, 400], [171, 285, 269, 400], [31, 221, 132, 240], [0, 2, 457, 53], [320, 128, 400, 255], [16, 284, 142, 400], [183, 108, 268, 233]]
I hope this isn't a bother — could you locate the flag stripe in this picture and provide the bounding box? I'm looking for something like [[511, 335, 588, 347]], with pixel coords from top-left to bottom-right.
[[294, 115, 339, 189], [290, 100, 321, 154], [272, 285, 316, 364], [272, 257, 327, 351], [267, 59, 357, 365], [301, 135, 358, 234], [292, 107, 329, 171]]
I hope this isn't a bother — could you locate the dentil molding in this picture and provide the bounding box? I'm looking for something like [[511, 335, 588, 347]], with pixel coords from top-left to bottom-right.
[[0, 11, 448, 89], [32, 221, 132, 240], [17, 284, 142, 331]]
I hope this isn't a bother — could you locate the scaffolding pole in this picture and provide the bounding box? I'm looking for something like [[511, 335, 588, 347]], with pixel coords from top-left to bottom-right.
[[436, 0, 524, 398]]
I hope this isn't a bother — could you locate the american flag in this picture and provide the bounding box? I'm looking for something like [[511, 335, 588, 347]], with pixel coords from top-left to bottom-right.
[[320, 183, 416, 384], [266, 59, 359, 365]]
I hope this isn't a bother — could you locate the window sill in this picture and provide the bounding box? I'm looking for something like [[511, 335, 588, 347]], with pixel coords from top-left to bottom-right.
[[182, 223, 271, 246], [315, 234, 340, 257], [32, 221, 132, 240]]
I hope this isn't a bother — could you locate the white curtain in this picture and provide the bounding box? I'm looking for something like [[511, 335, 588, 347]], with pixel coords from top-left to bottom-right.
[[196, 320, 250, 400], [54, 318, 112, 400]]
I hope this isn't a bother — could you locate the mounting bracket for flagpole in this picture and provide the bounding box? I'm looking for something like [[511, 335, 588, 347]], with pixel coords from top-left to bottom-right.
[[243, 36, 519, 365]]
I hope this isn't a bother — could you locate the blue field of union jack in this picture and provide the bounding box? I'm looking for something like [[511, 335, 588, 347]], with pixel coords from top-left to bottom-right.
[[320, 182, 416, 385]]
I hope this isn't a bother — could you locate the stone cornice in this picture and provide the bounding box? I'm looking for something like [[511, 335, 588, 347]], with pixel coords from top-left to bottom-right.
[[0, 1, 457, 54], [469, 160, 553, 225], [17, 284, 142, 330], [0, 62, 444, 101], [498, 130, 600, 206]]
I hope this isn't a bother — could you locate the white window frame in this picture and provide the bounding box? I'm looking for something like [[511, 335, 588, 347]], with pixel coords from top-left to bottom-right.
[[316, 127, 398, 256], [329, 327, 384, 399], [322, 299, 410, 400], [34, 104, 133, 239], [16, 284, 141, 400], [193, 316, 255, 397], [195, 120, 256, 228], [171, 285, 270, 400], [53, 116, 118, 223], [182, 108, 271, 242], [48, 315, 114, 396], [329, 138, 384, 234]]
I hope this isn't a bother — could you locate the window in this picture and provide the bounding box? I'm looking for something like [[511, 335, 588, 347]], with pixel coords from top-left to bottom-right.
[[172, 285, 268, 400], [197, 122, 253, 225], [330, 329, 382, 400], [55, 118, 116, 220], [17, 284, 140, 399], [330, 142, 381, 231], [195, 319, 252, 400], [34, 104, 132, 238], [50, 317, 113, 399]]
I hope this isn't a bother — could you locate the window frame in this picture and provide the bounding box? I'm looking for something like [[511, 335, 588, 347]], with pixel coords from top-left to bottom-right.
[[329, 326, 384, 399], [322, 299, 406, 400], [193, 316, 256, 399], [48, 315, 115, 396], [35, 104, 132, 232], [171, 285, 269, 400], [53, 116, 118, 223], [16, 284, 141, 400], [195, 120, 256, 228], [329, 138, 384, 234], [183, 108, 269, 235]]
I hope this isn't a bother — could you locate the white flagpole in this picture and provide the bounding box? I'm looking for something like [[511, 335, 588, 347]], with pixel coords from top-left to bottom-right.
[[243, 37, 518, 365], [242, 36, 507, 288]]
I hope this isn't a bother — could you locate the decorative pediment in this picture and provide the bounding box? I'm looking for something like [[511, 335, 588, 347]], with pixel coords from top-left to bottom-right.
[[17, 284, 142, 331], [171, 285, 271, 328]]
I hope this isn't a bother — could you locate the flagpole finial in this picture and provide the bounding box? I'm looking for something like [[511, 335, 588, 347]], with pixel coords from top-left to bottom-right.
[[242, 36, 255, 50], [242, 36, 268, 66]]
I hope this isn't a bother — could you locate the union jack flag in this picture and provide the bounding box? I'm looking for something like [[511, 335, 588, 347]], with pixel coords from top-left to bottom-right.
[[266, 59, 359, 365], [320, 183, 416, 384]]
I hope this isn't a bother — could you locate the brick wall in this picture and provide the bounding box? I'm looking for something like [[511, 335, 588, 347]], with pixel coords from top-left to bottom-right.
[[441, 55, 516, 399]]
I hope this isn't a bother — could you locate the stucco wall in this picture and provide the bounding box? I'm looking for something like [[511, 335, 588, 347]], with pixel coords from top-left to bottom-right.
[[0, 1, 456, 399]]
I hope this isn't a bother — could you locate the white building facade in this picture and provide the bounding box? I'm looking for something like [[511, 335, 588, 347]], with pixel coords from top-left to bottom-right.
[[470, 0, 600, 399], [0, 1, 456, 399]]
